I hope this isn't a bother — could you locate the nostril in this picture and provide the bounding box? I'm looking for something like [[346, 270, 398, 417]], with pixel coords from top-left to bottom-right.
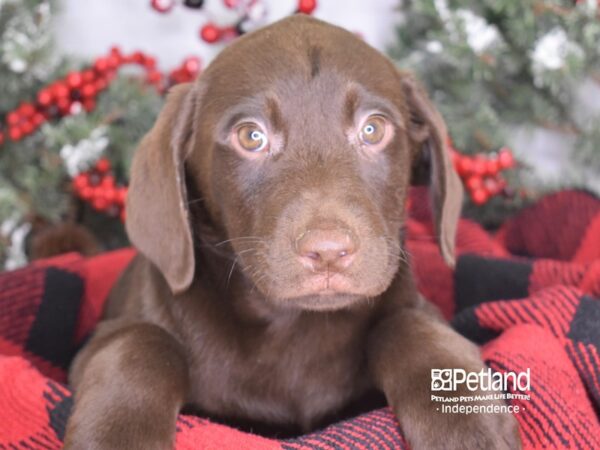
[[304, 251, 321, 261], [295, 227, 358, 271]]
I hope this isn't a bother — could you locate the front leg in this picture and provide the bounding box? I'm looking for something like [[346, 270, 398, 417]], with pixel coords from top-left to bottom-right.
[[368, 298, 521, 450], [64, 321, 189, 450]]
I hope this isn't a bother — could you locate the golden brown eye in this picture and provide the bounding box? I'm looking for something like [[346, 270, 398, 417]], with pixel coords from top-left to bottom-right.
[[236, 123, 269, 152], [359, 115, 386, 146]]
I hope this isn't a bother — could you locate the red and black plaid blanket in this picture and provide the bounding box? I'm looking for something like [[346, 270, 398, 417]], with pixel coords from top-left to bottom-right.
[[1, 189, 600, 449]]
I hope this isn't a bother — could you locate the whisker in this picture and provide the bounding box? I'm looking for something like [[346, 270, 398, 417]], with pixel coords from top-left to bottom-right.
[[214, 236, 263, 247], [187, 197, 205, 206], [225, 256, 239, 290]]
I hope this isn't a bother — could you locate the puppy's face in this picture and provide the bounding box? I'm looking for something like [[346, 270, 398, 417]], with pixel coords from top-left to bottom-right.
[[126, 16, 462, 309], [192, 27, 409, 310]]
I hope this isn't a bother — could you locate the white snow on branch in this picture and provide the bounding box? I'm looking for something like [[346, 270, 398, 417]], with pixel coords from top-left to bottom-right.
[[531, 28, 583, 75], [1, 216, 31, 271], [60, 126, 110, 177], [434, 0, 500, 53], [456, 9, 500, 53]]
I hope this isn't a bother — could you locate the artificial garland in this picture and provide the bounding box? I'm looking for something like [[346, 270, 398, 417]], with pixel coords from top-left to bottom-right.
[[0, 47, 200, 145], [72, 158, 128, 222], [449, 144, 516, 205], [150, 0, 317, 44]]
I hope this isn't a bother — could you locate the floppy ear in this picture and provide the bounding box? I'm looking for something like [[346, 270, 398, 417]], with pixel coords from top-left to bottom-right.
[[401, 73, 463, 267], [126, 82, 197, 294]]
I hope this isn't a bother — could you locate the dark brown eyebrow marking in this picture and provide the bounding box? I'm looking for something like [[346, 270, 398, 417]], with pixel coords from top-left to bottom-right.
[[308, 46, 321, 79], [343, 86, 359, 126], [266, 96, 284, 132]]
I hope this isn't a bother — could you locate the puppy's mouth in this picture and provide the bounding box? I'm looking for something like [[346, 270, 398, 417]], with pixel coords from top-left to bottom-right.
[[299, 273, 356, 296], [279, 273, 373, 311]]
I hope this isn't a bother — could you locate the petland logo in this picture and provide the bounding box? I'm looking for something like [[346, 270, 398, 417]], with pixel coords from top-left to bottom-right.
[[430, 368, 531, 415], [431, 368, 531, 392]]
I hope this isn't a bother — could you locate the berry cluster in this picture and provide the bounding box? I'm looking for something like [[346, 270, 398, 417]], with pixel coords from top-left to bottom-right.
[[151, 0, 317, 44], [72, 159, 128, 222], [450, 146, 516, 205], [0, 48, 201, 146]]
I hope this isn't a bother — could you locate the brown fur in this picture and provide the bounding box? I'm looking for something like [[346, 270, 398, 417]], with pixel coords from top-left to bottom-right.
[[64, 16, 521, 450]]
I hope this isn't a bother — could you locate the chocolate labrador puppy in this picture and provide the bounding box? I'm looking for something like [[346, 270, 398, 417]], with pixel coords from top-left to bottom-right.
[[64, 15, 521, 450]]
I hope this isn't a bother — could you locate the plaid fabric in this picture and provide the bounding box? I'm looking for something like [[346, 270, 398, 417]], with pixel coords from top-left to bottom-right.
[[1, 189, 599, 449]]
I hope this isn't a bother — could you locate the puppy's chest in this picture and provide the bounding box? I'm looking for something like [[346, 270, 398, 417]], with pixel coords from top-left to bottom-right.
[[187, 314, 372, 428]]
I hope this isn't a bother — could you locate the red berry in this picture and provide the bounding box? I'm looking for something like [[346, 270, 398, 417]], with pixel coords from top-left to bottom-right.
[[37, 89, 53, 106], [20, 120, 34, 135], [6, 112, 20, 126], [200, 23, 221, 43], [146, 70, 162, 84], [57, 98, 72, 115], [94, 57, 109, 73], [81, 83, 97, 98], [457, 157, 473, 177], [103, 188, 117, 203], [82, 69, 96, 83], [471, 188, 489, 205], [298, 0, 317, 14], [96, 158, 111, 173], [80, 186, 94, 200], [101, 174, 115, 188], [18, 103, 36, 117], [32, 113, 45, 127], [52, 82, 70, 99], [143, 56, 157, 70], [92, 196, 109, 211], [132, 51, 145, 64], [472, 156, 487, 176], [151, 0, 174, 13], [8, 126, 22, 141], [485, 159, 500, 176], [73, 173, 89, 190], [67, 72, 83, 89], [110, 46, 123, 61], [107, 55, 120, 70], [92, 185, 104, 198], [0, 131, 4, 145], [498, 148, 515, 169], [117, 187, 128, 205], [183, 56, 201, 74], [466, 175, 483, 191]]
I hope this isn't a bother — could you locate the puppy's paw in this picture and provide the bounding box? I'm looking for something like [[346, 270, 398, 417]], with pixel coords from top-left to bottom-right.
[[402, 404, 522, 450], [443, 409, 521, 450], [64, 433, 174, 450], [64, 416, 176, 450]]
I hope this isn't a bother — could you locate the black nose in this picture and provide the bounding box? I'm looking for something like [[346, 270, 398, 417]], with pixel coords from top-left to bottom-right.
[[295, 228, 358, 272]]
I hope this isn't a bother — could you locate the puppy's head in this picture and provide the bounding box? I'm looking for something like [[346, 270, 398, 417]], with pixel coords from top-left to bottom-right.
[[126, 16, 462, 310]]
